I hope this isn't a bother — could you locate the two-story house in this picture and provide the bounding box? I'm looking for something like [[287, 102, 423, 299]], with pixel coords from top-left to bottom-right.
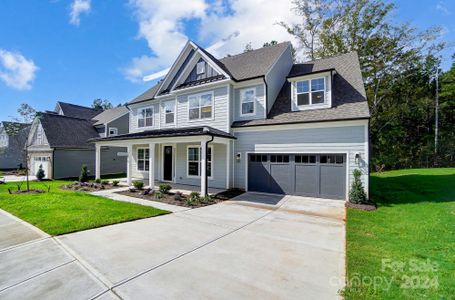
[[27, 102, 129, 179], [93, 41, 370, 200], [0, 121, 30, 170]]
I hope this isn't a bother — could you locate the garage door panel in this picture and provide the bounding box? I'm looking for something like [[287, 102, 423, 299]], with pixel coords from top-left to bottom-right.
[[294, 165, 318, 197], [320, 165, 345, 199], [270, 164, 293, 194], [248, 163, 271, 193]]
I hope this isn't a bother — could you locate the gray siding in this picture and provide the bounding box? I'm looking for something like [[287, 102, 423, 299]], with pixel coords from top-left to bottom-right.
[[184, 58, 220, 82], [265, 45, 293, 113], [107, 113, 129, 135], [233, 125, 368, 196], [0, 128, 29, 169], [233, 84, 266, 122]]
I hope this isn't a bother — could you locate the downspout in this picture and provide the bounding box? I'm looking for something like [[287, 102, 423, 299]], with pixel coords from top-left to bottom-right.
[[203, 127, 215, 197]]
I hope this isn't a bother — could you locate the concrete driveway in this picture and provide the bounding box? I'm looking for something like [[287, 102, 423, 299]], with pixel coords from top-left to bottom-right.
[[0, 193, 345, 300]]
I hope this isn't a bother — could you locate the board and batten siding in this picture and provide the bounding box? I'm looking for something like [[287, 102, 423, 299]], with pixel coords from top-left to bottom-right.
[[232, 123, 369, 196], [233, 84, 266, 122]]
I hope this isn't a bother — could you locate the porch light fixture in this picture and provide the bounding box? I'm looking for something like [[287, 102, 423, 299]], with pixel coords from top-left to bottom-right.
[[236, 153, 241, 161], [355, 153, 361, 164]]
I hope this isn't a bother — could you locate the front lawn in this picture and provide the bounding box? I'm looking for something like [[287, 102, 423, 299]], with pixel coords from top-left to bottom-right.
[[345, 168, 455, 299], [0, 180, 169, 235]]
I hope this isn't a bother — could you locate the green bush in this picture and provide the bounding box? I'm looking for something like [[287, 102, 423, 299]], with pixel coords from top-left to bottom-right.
[[36, 164, 46, 181], [79, 164, 89, 182], [101, 180, 110, 185], [349, 169, 369, 204], [112, 180, 120, 187], [159, 184, 172, 194], [94, 178, 102, 184], [133, 181, 144, 190], [154, 191, 163, 200]]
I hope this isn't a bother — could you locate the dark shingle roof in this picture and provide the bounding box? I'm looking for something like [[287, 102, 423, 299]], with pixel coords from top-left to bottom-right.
[[92, 106, 129, 126], [232, 52, 370, 127], [175, 75, 226, 90], [128, 42, 291, 105], [39, 113, 99, 149], [91, 126, 235, 142], [57, 102, 103, 120]]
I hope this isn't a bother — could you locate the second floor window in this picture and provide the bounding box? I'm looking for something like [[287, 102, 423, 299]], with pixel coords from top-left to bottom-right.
[[188, 92, 213, 121], [138, 107, 153, 128], [109, 128, 118, 136], [164, 100, 175, 124], [296, 77, 326, 106], [36, 126, 44, 144], [240, 88, 255, 115]]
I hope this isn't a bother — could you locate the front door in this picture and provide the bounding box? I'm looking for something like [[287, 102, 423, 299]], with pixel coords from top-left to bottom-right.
[[163, 146, 173, 181]]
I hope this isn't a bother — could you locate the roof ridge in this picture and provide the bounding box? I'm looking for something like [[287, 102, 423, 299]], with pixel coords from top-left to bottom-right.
[[219, 41, 291, 60], [298, 51, 357, 64], [57, 101, 102, 111], [39, 112, 95, 122]]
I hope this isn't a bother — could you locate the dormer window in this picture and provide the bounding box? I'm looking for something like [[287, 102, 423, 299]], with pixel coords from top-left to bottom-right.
[[290, 73, 331, 111], [196, 61, 205, 75]]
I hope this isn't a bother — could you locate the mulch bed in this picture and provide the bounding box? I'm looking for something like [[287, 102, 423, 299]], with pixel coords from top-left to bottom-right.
[[60, 182, 120, 193], [116, 188, 245, 208], [345, 201, 377, 211]]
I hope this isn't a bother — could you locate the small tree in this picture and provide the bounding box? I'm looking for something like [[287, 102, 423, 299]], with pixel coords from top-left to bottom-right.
[[79, 164, 89, 182], [349, 169, 368, 204], [36, 164, 45, 181]]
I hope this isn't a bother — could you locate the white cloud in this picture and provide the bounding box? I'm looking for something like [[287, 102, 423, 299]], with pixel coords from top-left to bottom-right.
[[436, 1, 451, 15], [0, 49, 38, 90], [124, 0, 300, 82], [69, 0, 91, 25]]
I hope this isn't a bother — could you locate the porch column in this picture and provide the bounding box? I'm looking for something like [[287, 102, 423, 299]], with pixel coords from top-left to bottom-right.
[[127, 144, 133, 186], [148, 143, 155, 189], [95, 144, 101, 180], [200, 140, 207, 197]]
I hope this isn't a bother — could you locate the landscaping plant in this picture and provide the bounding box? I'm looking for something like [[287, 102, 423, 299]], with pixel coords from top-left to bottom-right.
[[36, 164, 45, 181], [133, 181, 144, 190], [94, 178, 102, 184], [101, 180, 110, 185], [159, 184, 172, 194], [79, 165, 89, 182], [112, 180, 120, 187], [154, 191, 162, 200], [349, 169, 368, 204]]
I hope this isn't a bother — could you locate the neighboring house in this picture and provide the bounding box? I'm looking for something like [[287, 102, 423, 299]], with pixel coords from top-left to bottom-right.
[[0, 122, 30, 170], [93, 41, 370, 200], [27, 102, 129, 179]]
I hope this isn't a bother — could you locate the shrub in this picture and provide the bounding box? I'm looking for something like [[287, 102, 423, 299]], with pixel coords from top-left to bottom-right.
[[36, 164, 45, 181], [79, 165, 89, 182], [159, 184, 172, 194], [349, 169, 368, 204], [112, 180, 120, 187], [174, 191, 183, 201], [187, 191, 201, 206], [101, 180, 110, 185], [154, 191, 163, 199], [133, 180, 144, 190], [94, 178, 102, 184], [201, 195, 213, 204]]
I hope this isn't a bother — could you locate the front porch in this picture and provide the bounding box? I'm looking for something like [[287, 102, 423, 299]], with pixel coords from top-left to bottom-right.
[[93, 126, 235, 196]]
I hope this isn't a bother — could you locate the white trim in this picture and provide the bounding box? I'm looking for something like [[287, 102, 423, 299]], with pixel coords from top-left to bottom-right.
[[192, 42, 231, 79], [226, 141, 230, 189], [187, 91, 214, 122], [239, 87, 256, 117], [232, 119, 369, 133], [292, 76, 330, 111], [172, 78, 231, 94], [105, 110, 129, 125], [170, 51, 201, 91], [186, 144, 214, 180], [136, 147, 150, 172], [161, 143, 176, 182], [163, 99, 176, 125], [137, 106, 154, 129], [108, 127, 118, 136]]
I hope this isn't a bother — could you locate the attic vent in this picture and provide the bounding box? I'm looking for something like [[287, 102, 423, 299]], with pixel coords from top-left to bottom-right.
[[196, 61, 205, 75]]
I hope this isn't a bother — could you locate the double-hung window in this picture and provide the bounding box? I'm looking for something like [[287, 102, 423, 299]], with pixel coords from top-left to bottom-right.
[[137, 148, 150, 171], [240, 88, 255, 115], [164, 100, 175, 124], [187, 146, 212, 177], [138, 107, 153, 128], [296, 77, 326, 106], [188, 93, 213, 121]]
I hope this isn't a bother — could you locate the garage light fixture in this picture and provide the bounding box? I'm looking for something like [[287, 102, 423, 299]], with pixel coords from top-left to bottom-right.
[[355, 153, 361, 164]]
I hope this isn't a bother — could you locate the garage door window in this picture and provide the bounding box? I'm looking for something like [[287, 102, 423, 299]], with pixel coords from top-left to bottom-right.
[[270, 155, 289, 163], [320, 155, 344, 164], [295, 155, 316, 164], [250, 154, 267, 162]]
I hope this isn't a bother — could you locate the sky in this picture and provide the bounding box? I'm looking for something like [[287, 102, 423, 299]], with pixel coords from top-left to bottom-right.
[[0, 0, 454, 122]]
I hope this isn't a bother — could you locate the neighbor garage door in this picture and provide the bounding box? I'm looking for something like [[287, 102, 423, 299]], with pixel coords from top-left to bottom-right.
[[248, 154, 346, 199]]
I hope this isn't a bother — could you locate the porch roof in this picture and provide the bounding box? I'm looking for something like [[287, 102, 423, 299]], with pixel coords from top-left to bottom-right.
[[90, 126, 236, 143]]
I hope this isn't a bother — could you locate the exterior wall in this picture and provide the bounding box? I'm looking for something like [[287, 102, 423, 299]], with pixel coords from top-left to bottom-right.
[[129, 101, 161, 133], [184, 58, 220, 82], [265, 45, 293, 113], [131, 142, 227, 189], [233, 84, 266, 122], [29, 151, 53, 178], [0, 128, 29, 169], [106, 113, 129, 136], [164, 49, 195, 91], [30, 122, 49, 146], [100, 146, 127, 175], [232, 122, 369, 197]]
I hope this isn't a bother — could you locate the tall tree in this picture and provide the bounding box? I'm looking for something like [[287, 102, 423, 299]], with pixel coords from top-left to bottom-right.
[[15, 103, 36, 123], [92, 99, 113, 110]]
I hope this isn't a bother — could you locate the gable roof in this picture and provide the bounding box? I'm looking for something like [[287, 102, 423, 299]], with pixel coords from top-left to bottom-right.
[[232, 52, 370, 127], [38, 113, 99, 149], [92, 106, 129, 126], [128, 41, 291, 105], [57, 101, 103, 120]]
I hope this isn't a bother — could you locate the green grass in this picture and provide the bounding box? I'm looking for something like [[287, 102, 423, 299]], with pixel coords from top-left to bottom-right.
[[0, 180, 169, 235], [345, 168, 455, 299]]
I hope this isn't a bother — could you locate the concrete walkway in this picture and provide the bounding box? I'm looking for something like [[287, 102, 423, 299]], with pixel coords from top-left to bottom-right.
[[1, 193, 346, 299]]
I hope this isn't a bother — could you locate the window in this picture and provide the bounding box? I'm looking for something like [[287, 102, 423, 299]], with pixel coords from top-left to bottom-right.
[[36, 126, 44, 145], [240, 88, 255, 115], [270, 155, 290, 163], [187, 146, 212, 177], [109, 128, 118, 136], [295, 77, 326, 106], [163, 100, 175, 124], [196, 61, 205, 74], [250, 154, 267, 162], [320, 155, 344, 165], [138, 107, 153, 128], [295, 155, 316, 164], [137, 148, 150, 171], [188, 93, 213, 121]]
